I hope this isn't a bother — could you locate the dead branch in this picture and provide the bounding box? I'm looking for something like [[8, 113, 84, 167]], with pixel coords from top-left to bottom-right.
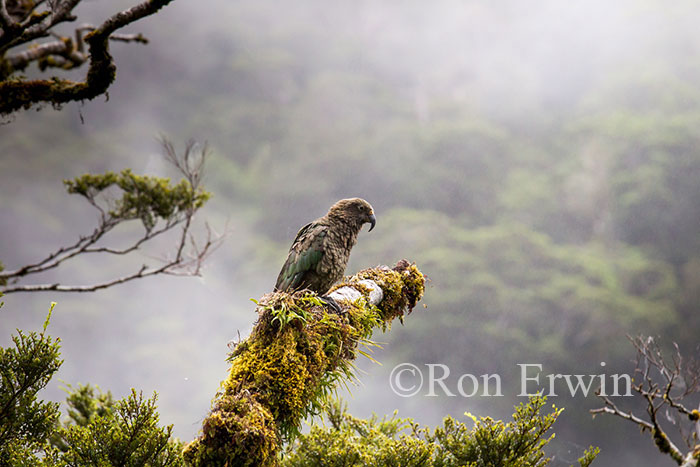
[[591, 336, 700, 466]]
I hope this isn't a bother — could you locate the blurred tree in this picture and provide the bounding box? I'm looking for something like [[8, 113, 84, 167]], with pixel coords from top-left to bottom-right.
[[355, 210, 678, 376], [567, 113, 700, 267], [0, 0, 175, 116]]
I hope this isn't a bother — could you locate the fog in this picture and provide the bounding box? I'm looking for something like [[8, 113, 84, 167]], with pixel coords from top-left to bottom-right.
[[3, 1, 700, 465]]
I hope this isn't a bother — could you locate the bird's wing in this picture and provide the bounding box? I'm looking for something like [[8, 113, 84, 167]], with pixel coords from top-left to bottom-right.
[[275, 221, 327, 292]]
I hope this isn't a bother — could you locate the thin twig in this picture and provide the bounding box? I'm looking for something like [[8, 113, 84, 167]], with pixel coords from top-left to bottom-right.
[[591, 396, 654, 431], [0, 221, 117, 279]]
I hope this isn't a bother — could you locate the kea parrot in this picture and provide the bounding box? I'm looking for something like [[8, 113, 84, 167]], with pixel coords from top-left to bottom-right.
[[275, 198, 376, 310]]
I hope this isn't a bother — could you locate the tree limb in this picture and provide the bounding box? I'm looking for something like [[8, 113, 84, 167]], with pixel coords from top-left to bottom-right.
[[0, 225, 223, 293], [0, 0, 175, 116], [5, 28, 147, 72], [183, 260, 426, 466], [1, 0, 82, 51], [590, 400, 653, 432]]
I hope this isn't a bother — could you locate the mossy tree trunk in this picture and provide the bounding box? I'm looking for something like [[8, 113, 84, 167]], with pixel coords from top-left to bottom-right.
[[183, 260, 425, 466]]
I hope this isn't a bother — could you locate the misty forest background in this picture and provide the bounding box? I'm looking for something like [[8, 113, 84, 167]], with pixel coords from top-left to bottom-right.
[[2, 0, 700, 465]]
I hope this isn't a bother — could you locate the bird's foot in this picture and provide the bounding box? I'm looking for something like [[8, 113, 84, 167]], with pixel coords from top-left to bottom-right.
[[320, 295, 344, 314]]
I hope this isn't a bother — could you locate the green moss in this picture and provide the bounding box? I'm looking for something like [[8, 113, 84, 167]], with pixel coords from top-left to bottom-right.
[[282, 396, 592, 467], [0, 25, 116, 116], [346, 260, 425, 324], [184, 261, 425, 466], [183, 393, 278, 467], [0, 0, 177, 116], [651, 426, 684, 464]]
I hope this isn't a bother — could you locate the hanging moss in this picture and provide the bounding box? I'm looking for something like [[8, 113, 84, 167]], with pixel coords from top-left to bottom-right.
[[183, 260, 425, 467]]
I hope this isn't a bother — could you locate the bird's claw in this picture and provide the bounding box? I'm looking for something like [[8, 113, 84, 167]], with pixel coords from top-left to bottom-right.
[[320, 295, 344, 314]]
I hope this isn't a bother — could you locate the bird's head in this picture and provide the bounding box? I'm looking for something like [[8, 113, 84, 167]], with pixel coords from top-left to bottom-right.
[[328, 198, 376, 232]]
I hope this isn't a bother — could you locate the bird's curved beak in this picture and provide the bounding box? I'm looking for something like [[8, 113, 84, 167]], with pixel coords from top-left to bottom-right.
[[368, 213, 376, 232]]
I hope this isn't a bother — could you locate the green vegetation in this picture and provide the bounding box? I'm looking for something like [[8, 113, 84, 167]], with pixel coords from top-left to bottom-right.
[[283, 398, 599, 467], [2, 298, 600, 466], [0, 303, 62, 465], [362, 216, 678, 373], [0, 303, 182, 466], [64, 169, 210, 231]]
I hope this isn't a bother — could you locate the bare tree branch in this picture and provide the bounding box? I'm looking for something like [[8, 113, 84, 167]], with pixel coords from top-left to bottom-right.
[[590, 398, 654, 431], [7, 39, 79, 68], [0, 228, 223, 294], [592, 336, 700, 466], [0, 221, 117, 280]]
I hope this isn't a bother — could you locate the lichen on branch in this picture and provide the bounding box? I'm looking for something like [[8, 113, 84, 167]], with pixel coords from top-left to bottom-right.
[[183, 260, 425, 467]]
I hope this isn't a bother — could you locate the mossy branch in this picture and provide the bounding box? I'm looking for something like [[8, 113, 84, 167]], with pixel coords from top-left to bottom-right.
[[183, 260, 425, 467], [0, 0, 175, 116]]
